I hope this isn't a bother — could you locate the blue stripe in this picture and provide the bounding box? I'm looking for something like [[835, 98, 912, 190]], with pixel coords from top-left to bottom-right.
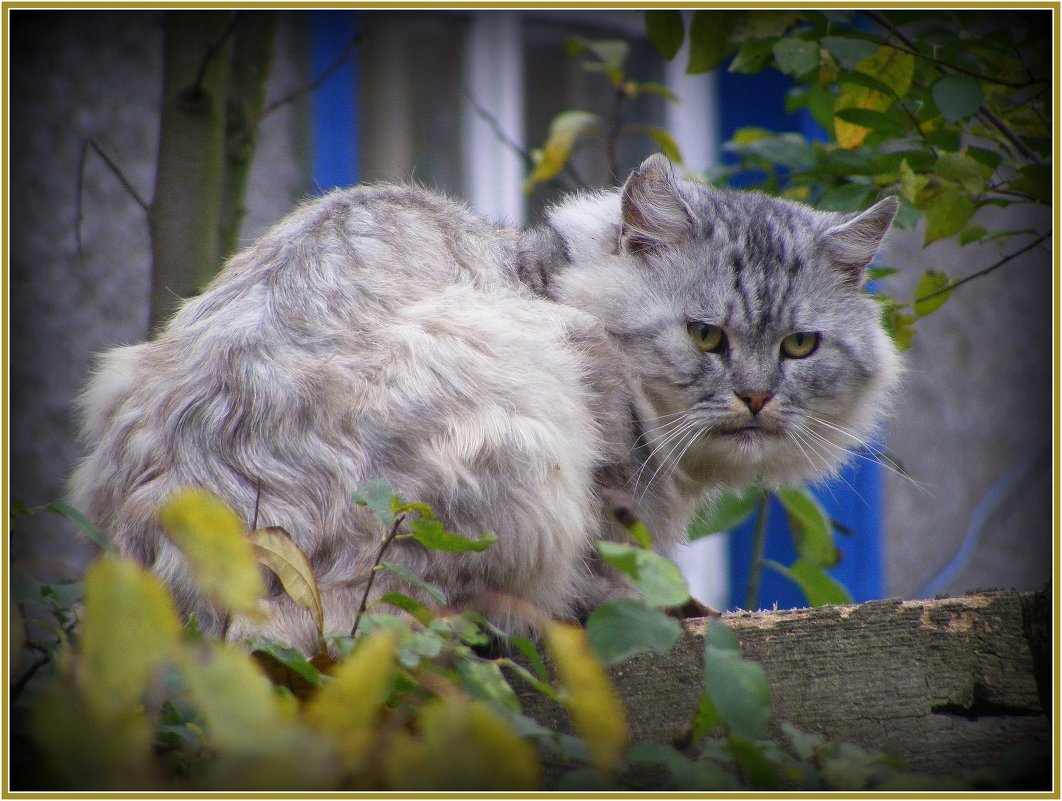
[[311, 11, 359, 190]]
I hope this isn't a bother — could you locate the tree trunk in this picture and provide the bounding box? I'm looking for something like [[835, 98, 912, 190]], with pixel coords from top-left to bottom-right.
[[149, 12, 233, 330], [523, 589, 1051, 787]]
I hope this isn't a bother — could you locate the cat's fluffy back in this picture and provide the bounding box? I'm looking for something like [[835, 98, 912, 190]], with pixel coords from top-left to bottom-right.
[[68, 184, 625, 649]]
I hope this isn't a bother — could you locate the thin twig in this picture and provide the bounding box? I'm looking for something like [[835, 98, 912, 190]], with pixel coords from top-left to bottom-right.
[[12, 653, 51, 700], [228, 32, 362, 149], [350, 512, 407, 639], [914, 232, 1050, 305], [862, 12, 1044, 90], [464, 89, 534, 172], [864, 10, 1042, 164], [76, 139, 150, 256], [744, 492, 770, 612], [252, 476, 262, 530], [465, 89, 589, 191], [605, 85, 626, 186], [189, 12, 241, 98]]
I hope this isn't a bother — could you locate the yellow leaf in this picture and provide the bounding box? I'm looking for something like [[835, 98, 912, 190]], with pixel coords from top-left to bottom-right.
[[382, 698, 539, 790], [158, 488, 265, 617], [524, 111, 600, 189], [303, 628, 400, 771], [181, 643, 337, 789], [80, 555, 182, 717], [544, 621, 628, 775], [249, 526, 325, 636], [30, 682, 153, 789], [834, 46, 913, 150]]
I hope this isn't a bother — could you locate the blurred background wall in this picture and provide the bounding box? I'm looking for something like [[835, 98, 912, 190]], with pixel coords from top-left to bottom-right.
[[6, 10, 1053, 608]]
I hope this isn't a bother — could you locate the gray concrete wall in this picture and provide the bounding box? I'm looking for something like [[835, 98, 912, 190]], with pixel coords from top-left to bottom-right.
[[8, 11, 312, 576], [880, 207, 1053, 599]]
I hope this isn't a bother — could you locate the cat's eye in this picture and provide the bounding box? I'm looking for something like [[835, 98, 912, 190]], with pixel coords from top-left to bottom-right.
[[687, 322, 726, 353], [780, 332, 820, 359]]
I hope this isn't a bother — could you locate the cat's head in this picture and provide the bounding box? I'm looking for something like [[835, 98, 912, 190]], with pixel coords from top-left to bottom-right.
[[552, 154, 902, 492]]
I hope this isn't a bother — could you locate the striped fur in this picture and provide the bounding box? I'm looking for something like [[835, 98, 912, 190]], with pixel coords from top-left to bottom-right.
[[70, 156, 899, 652]]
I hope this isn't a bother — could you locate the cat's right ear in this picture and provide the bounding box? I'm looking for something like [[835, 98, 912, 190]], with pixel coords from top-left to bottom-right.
[[620, 154, 695, 256], [819, 196, 899, 287]]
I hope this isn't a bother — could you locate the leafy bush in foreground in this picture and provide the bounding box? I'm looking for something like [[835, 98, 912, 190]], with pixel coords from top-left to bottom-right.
[[8, 487, 1040, 791]]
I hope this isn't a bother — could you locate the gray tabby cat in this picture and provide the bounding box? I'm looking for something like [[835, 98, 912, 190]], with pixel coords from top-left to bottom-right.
[[69, 154, 900, 654]]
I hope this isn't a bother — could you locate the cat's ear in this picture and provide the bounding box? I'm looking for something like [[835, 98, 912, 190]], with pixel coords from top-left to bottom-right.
[[620, 153, 695, 255], [819, 196, 899, 286]]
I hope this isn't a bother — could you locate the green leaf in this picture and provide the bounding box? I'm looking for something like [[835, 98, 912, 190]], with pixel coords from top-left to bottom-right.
[[933, 152, 989, 195], [924, 188, 974, 246], [931, 74, 984, 123], [764, 558, 852, 607], [820, 36, 878, 70], [702, 620, 771, 740], [729, 734, 779, 789], [250, 639, 325, 688], [570, 37, 629, 84], [627, 741, 738, 790], [456, 657, 522, 714], [959, 223, 988, 246], [687, 11, 742, 74], [596, 541, 690, 608], [42, 502, 114, 553], [690, 691, 726, 740], [832, 107, 908, 137], [408, 518, 497, 553], [645, 10, 684, 60], [351, 479, 395, 530], [866, 266, 900, 282], [913, 269, 953, 317], [817, 183, 874, 213], [1008, 163, 1051, 204], [586, 599, 682, 665], [775, 487, 836, 567], [729, 38, 777, 74], [688, 488, 761, 540], [376, 590, 433, 624], [379, 560, 447, 605], [772, 37, 819, 77]]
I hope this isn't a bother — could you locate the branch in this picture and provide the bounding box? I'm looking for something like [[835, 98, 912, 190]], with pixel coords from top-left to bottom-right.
[[864, 11, 1043, 164], [11, 653, 50, 701], [350, 512, 407, 639], [228, 32, 362, 149], [76, 139, 150, 257], [914, 232, 1051, 305], [862, 13, 1044, 89], [464, 89, 588, 192], [189, 12, 240, 98]]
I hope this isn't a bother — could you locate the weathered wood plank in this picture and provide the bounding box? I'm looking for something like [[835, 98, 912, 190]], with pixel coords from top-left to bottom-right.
[[523, 590, 1051, 784]]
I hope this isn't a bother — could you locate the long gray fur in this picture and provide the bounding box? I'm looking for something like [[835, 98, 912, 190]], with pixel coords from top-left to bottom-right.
[[69, 155, 900, 653]]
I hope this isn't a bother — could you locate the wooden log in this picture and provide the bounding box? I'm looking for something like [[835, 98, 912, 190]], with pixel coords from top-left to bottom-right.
[[524, 589, 1051, 784]]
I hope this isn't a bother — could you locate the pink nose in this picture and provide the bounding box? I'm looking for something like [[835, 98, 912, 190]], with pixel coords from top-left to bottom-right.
[[737, 391, 773, 415]]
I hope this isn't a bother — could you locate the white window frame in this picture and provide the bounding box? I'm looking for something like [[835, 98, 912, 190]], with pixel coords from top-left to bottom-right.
[[460, 11, 729, 609]]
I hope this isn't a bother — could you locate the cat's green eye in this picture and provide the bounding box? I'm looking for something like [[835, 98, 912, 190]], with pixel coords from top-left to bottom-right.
[[688, 322, 726, 353], [780, 332, 820, 359]]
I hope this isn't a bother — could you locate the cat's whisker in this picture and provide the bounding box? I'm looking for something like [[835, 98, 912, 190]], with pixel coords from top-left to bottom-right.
[[800, 416, 932, 494], [802, 412, 916, 483], [790, 424, 865, 508], [638, 419, 703, 499]]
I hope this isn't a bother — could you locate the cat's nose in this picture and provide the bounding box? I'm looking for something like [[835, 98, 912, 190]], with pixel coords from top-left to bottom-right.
[[737, 391, 773, 415]]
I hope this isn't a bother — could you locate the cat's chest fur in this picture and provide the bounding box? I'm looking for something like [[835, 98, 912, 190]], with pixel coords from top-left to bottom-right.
[[69, 155, 900, 653]]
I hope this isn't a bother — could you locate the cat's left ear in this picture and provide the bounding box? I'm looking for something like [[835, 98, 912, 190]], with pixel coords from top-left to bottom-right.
[[620, 153, 695, 255], [819, 196, 899, 287]]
